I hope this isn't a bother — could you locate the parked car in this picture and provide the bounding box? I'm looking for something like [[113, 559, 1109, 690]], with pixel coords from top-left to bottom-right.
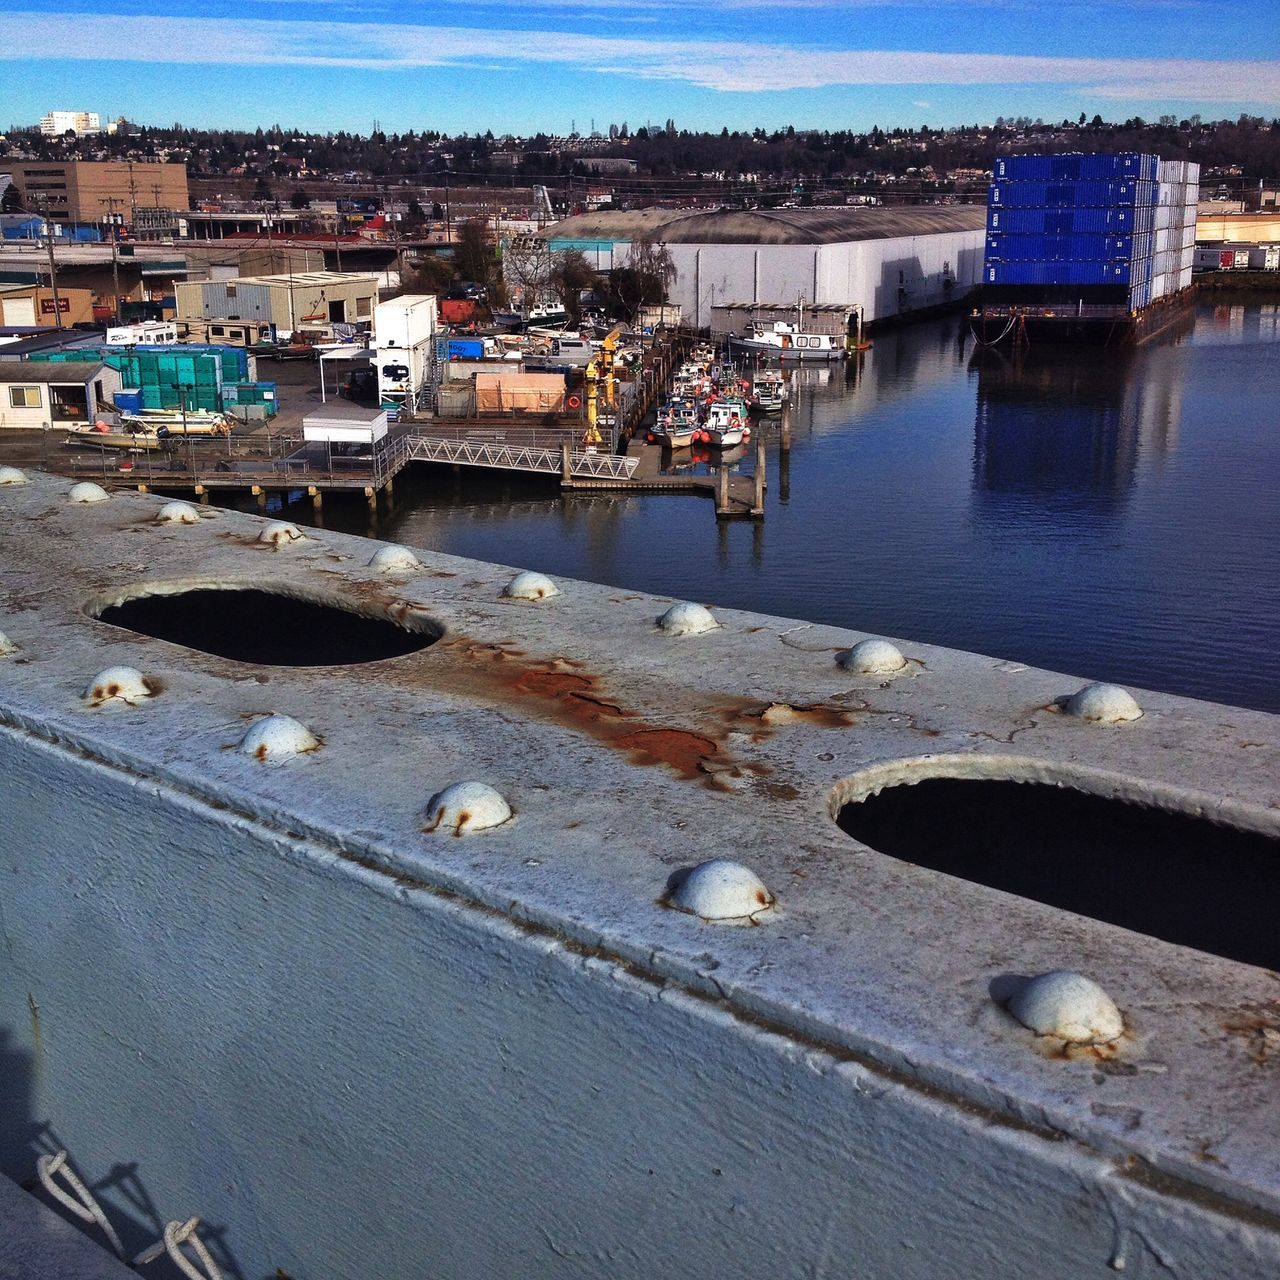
[[447, 282, 488, 303]]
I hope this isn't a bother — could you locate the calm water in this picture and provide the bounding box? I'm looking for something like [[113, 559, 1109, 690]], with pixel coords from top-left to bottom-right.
[[295, 301, 1280, 713]]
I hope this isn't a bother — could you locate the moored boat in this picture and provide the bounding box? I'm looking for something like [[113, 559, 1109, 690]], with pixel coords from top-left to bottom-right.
[[650, 400, 699, 448], [750, 369, 788, 413], [698, 398, 752, 448], [731, 321, 846, 361]]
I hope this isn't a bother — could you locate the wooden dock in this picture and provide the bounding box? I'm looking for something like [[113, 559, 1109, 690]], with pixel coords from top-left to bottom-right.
[[49, 421, 767, 518]]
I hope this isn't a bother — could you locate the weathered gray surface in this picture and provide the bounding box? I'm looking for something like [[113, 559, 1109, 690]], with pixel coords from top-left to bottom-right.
[[0, 471, 1278, 1279], [0, 1175, 134, 1280]]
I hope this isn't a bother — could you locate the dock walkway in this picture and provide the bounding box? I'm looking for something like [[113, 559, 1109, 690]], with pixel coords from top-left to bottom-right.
[[50, 421, 766, 517]]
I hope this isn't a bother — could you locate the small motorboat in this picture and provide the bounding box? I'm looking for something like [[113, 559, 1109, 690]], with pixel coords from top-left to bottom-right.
[[64, 422, 165, 450]]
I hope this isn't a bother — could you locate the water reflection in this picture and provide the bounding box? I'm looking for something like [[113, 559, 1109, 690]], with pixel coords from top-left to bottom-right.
[[971, 347, 1142, 510]]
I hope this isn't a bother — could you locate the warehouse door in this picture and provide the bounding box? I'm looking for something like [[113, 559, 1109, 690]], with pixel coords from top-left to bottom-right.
[[2, 298, 36, 325]]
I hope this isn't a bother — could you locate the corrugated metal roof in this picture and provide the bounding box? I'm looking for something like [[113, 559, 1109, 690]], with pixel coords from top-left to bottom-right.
[[548, 205, 986, 246]]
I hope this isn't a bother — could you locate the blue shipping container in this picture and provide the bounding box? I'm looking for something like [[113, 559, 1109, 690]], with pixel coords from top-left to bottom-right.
[[988, 205, 1141, 235], [985, 260, 1151, 287], [446, 339, 485, 360], [988, 179, 1155, 209], [986, 232, 1153, 262], [993, 153, 1158, 183], [114, 390, 144, 414]]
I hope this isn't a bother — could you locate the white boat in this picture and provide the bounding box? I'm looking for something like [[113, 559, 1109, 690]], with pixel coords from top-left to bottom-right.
[[731, 321, 846, 361], [750, 370, 788, 413], [121, 414, 231, 437], [699, 398, 751, 448], [651, 401, 699, 448], [64, 423, 165, 451]]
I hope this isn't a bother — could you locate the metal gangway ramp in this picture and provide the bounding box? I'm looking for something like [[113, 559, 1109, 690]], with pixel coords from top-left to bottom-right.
[[404, 432, 638, 482]]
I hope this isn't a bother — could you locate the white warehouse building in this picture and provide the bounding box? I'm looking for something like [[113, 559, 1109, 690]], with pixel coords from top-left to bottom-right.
[[547, 206, 987, 331]]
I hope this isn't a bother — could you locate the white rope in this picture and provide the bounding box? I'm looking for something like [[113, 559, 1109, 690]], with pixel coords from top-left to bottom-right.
[[133, 1216, 224, 1280], [35, 1151, 126, 1259], [969, 314, 1019, 347]]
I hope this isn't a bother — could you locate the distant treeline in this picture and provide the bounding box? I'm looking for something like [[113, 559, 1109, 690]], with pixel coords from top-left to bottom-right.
[[4, 115, 1278, 189]]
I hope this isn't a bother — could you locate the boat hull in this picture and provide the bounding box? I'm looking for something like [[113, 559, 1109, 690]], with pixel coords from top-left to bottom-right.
[[730, 337, 845, 362]]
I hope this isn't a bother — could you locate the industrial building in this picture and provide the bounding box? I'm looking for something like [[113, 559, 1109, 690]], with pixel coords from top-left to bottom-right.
[[5, 160, 189, 227], [0, 283, 94, 328], [545, 206, 987, 330], [175, 272, 380, 338]]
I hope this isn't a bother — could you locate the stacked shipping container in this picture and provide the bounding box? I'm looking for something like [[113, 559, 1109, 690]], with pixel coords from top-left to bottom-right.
[[1153, 159, 1198, 299], [983, 154, 1198, 310], [28, 345, 275, 415]]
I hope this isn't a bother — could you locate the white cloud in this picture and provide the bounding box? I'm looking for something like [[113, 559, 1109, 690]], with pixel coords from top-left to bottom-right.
[[4, 12, 1280, 105], [912, 100, 931, 108]]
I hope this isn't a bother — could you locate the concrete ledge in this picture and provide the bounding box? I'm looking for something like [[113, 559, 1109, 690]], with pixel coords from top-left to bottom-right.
[[1, 471, 1278, 1277]]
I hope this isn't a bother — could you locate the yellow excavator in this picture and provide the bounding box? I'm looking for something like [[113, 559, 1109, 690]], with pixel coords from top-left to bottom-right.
[[583, 326, 624, 446]]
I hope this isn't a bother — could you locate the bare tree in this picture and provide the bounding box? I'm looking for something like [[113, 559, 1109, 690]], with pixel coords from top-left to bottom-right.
[[502, 234, 558, 311]]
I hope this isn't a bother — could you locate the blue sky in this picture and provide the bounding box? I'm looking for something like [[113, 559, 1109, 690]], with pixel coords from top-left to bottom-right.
[[1, 0, 1278, 136]]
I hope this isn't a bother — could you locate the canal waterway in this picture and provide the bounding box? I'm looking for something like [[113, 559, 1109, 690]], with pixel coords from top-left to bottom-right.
[[307, 300, 1280, 714]]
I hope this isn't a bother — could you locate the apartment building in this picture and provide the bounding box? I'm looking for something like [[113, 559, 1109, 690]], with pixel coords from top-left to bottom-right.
[[39, 110, 101, 137]]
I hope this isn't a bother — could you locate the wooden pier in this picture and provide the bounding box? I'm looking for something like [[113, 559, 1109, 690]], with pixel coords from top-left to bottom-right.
[[49, 418, 770, 518]]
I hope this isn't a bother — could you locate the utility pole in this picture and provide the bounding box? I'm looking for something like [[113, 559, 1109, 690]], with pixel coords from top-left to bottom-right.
[[103, 199, 123, 325], [38, 199, 64, 330]]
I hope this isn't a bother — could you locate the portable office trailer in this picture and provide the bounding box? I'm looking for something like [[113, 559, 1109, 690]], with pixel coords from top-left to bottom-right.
[[176, 274, 379, 338], [0, 361, 121, 430]]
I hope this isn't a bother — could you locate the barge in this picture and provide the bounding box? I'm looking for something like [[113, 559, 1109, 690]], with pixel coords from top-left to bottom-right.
[[976, 152, 1198, 346]]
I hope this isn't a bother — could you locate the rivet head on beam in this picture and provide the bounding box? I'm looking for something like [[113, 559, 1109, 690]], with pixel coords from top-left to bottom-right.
[[424, 781, 512, 836], [1006, 971, 1124, 1045], [1064, 682, 1142, 723], [837, 638, 906, 675], [258, 521, 304, 546], [239, 714, 320, 762], [155, 500, 200, 525], [503, 571, 559, 601], [668, 859, 774, 923], [0, 466, 29, 486], [368, 545, 421, 574], [84, 665, 153, 708], [69, 482, 110, 504], [0, 631, 17, 656], [658, 602, 718, 636]]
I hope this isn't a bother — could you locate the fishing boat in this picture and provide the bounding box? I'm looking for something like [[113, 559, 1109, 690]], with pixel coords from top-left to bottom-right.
[[121, 412, 231, 437], [650, 401, 699, 449], [750, 369, 788, 413], [731, 320, 846, 361], [699, 398, 751, 448]]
